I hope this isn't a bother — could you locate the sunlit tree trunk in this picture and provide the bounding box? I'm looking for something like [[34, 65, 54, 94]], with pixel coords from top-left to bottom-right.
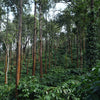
[[5, 6, 9, 84], [5, 45, 10, 84], [9, 44, 12, 82], [16, 0, 22, 87]]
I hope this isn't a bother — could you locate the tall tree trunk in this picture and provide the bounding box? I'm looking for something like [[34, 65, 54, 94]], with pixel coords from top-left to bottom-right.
[[5, 50, 7, 84], [33, 1, 37, 76], [74, 35, 76, 48], [45, 38, 47, 74], [66, 40, 68, 69], [80, 37, 83, 70], [45, 13, 48, 74], [9, 44, 12, 71], [5, 45, 9, 84], [5, 6, 9, 84], [49, 39, 51, 69], [39, 1, 43, 78], [77, 32, 79, 68], [83, 37, 85, 51], [70, 39, 73, 64], [68, 36, 70, 53], [20, 39, 23, 79], [16, 0, 22, 87]]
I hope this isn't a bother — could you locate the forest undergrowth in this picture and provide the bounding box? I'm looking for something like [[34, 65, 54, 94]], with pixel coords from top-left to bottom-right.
[[0, 64, 100, 100]]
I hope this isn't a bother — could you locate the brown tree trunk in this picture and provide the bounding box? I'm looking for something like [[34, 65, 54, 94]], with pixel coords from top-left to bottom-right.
[[9, 44, 12, 71], [27, 42, 30, 75], [77, 32, 79, 68], [5, 51, 7, 84], [27, 60, 29, 75], [45, 13, 48, 74], [45, 38, 47, 74], [16, 0, 22, 89], [80, 37, 83, 70], [68, 36, 70, 53], [39, 1, 43, 78], [70, 39, 73, 64], [74, 35, 76, 48], [49, 45, 51, 69], [33, 1, 37, 76], [83, 37, 85, 52], [38, 47, 40, 62], [66, 45, 68, 69], [5, 6, 9, 85]]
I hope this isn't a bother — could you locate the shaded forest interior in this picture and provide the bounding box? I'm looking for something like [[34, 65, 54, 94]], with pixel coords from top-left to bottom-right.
[[0, 0, 100, 100]]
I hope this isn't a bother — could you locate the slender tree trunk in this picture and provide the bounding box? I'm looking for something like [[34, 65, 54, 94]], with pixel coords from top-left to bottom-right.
[[9, 44, 11, 71], [39, 1, 43, 78], [20, 40, 23, 79], [70, 39, 73, 64], [66, 42, 68, 69], [5, 50, 7, 84], [68, 36, 70, 53], [49, 40, 51, 69], [27, 57, 30, 75], [80, 37, 83, 70], [74, 35, 76, 48], [27, 42, 30, 75], [5, 45, 10, 84], [83, 37, 85, 66], [5, 6, 9, 84], [32, 45, 33, 59], [38, 47, 40, 62], [33, 1, 37, 76], [16, 0, 22, 88], [45, 38, 47, 74], [45, 13, 48, 74], [54, 45, 57, 67], [83, 37, 85, 51], [9, 44, 12, 82], [77, 32, 79, 68]]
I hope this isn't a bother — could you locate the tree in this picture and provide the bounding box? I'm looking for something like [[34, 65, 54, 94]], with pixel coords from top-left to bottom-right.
[[33, 0, 37, 76], [86, 0, 97, 68], [39, 0, 43, 78], [16, 0, 22, 88]]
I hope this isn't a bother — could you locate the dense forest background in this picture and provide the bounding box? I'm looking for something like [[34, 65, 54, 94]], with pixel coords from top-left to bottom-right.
[[0, 0, 100, 100]]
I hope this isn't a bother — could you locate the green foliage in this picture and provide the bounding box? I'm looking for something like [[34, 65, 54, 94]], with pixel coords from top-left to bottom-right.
[[0, 66, 100, 100], [0, 84, 15, 100], [75, 66, 100, 100], [16, 68, 83, 100], [86, 21, 97, 68]]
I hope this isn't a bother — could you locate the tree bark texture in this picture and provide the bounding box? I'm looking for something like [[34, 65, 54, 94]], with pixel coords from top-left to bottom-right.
[[33, 1, 37, 76], [39, 1, 43, 78], [16, 0, 22, 86]]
